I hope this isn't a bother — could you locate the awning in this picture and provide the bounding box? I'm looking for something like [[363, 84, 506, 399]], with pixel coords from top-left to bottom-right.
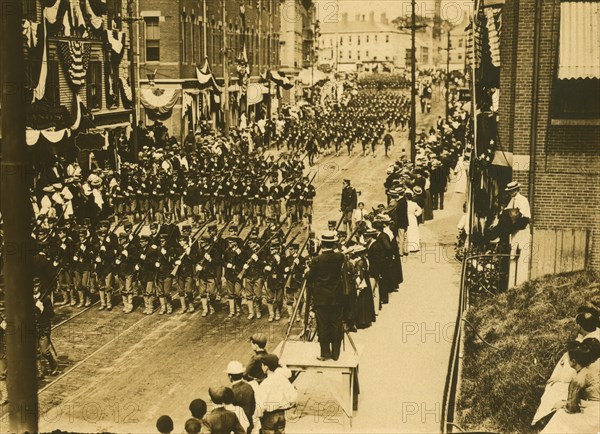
[[559, 2, 600, 79]]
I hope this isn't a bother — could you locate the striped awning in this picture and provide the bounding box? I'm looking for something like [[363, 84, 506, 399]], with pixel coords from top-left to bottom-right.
[[559, 2, 600, 79]]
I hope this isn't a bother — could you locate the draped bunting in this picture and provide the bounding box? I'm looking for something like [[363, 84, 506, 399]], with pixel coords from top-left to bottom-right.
[[196, 58, 223, 93], [182, 92, 193, 118], [269, 70, 294, 90], [44, 0, 61, 24], [85, 0, 104, 29], [33, 19, 48, 102], [106, 29, 126, 55], [22, 20, 39, 48], [485, 8, 501, 67], [120, 77, 132, 103], [26, 94, 85, 146], [140, 88, 180, 114], [58, 40, 91, 87]]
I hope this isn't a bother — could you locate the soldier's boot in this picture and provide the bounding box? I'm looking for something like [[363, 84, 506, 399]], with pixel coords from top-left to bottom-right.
[[179, 296, 188, 314], [122, 295, 129, 313], [286, 304, 294, 323], [69, 289, 77, 306], [201, 298, 209, 317], [147, 296, 155, 315], [126, 295, 134, 313], [187, 299, 195, 313], [0, 379, 8, 405], [77, 290, 85, 308], [254, 300, 262, 319], [166, 299, 173, 314], [227, 299, 236, 318], [158, 297, 167, 315], [246, 299, 255, 320], [84, 293, 92, 307], [56, 289, 70, 306], [267, 303, 275, 322], [208, 300, 215, 315], [274, 307, 281, 322], [106, 292, 112, 311], [235, 299, 242, 316], [98, 291, 106, 310]]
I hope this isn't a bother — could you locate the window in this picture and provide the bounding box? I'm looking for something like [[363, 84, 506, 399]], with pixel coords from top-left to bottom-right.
[[357, 51, 360, 60], [405, 48, 412, 67], [86, 61, 103, 110], [339, 50, 343, 59], [348, 51, 352, 59], [22, 0, 37, 21], [458, 38, 463, 48], [366, 51, 369, 58], [340, 36, 343, 46], [421, 47, 429, 64], [145, 17, 160, 61], [552, 1, 600, 119], [386, 34, 389, 43], [349, 36, 352, 45], [106, 0, 123, 29], [357, 35, 360, 45], [366, 35, 369, 43], [457, 53, 462, 60], [374, 35, 378, 43]]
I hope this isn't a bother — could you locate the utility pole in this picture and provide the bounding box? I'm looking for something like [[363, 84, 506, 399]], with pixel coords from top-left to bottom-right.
[[257, 0, 262, 120], [443, 29, 451, 120], [266, 0, 272, 120], [1, 0, 38, 431], [222, 0, 230, 136], [125, 0, 142, 161], [409, 0, 417, 163]]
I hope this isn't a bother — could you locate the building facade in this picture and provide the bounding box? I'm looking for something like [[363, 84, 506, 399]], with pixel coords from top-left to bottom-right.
[[15, 0, 132, 169], [137, 0, 282, 140], [318, 12, 435, 73]]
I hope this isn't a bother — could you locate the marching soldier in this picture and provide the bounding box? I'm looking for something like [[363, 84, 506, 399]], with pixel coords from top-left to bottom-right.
[[136, 234, 159, 315], [173, 225, 199, 314], [264, 241, 286, 322], [72, 224, 93, 308], [156, 233, 175, 314], [223, 230, 245, 318], [196, 233, 219, 317], [283, 243, 307, 322], [96, 219, 118, 311], [34, 278, 59, 377], [242, 232, 265, 320], [115, 228, 138, 314], [53, 223, 76, 306]]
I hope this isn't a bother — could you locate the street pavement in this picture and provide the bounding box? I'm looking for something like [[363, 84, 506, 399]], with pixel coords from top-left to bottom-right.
[[26, 96, 465, 434]]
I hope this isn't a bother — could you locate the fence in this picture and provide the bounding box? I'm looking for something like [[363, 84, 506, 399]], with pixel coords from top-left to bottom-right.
[[440, 251, 518, 434]]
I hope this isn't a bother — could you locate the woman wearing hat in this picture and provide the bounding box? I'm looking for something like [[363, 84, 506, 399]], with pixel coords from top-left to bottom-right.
[[405, 189, 423, 253]]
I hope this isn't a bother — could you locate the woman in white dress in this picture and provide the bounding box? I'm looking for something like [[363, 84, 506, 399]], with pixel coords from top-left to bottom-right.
[[405, 190, 423, 253], [453, 154, 469, 194]]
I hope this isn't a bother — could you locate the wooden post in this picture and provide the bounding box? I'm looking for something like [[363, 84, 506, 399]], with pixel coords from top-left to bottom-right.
[[409, 0, 417, 163], [0, 0, 39, 431]]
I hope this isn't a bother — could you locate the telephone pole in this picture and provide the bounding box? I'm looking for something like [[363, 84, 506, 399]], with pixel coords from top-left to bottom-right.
[[1, 0, 38, 431], [125, 0, 142, 161], [442, 28, 451, 119], [222, 0, 230, 136], [409, 0, 417, 163]]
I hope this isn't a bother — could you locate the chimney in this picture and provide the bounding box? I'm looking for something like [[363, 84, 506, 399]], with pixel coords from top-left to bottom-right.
[[380, 13, 388, 25], [342, 12, 348, 25], [355, 14, 361, 22], [369, 11, 375, 23]]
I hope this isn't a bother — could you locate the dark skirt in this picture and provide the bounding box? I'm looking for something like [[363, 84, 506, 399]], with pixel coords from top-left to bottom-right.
[[355, 287, 376, 329], [424, 190, 434, 221]]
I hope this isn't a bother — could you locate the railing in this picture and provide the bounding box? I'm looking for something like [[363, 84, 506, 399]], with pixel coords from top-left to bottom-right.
[[440, 250, 518, 433]]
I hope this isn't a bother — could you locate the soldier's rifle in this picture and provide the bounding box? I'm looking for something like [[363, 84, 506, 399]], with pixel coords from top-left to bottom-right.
[[334, 214, 345, 231], [169, 218, 215, 277], [196, 219, 232, 269], [283, 236, 310, 293], [344, 223, 362, 247], [115, 211, 152, 263], [235, 216, 250, 236], [236, 215, 289, 281]]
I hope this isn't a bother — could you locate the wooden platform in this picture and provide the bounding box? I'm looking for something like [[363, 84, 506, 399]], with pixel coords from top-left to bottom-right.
[[274, 340, 363, 425]]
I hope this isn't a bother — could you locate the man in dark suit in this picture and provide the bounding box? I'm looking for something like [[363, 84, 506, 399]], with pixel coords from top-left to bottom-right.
[[306, 231, 345, 361], [244, 333, 268, 383], [368, 218, 395, 308], [340, 179, 358, 233], [202, 386, 246, 434], [226, 361, 255, 434]]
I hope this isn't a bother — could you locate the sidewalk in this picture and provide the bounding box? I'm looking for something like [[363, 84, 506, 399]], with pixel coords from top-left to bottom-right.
[[287, 191, 464, 433]]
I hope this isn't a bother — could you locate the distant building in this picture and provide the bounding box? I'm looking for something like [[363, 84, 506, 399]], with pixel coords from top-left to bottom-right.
[[318, 12, 435, 73], [446, 13, 469, 71]]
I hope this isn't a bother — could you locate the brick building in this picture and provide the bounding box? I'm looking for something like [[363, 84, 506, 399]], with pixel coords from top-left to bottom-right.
[[469, 0, 600, 281], [137, 0, 282, 139], [11, 0, 132, 169]]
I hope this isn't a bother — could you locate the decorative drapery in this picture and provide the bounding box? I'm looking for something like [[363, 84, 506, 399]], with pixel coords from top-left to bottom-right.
[[140, 88, 180, 114], [58, 40, 92, 87], [26, 95, 85, 146], [197, 58, 223, 93], [85, 0, 104, 29], [22, 20, 40, 48], [269, 70, 294, 90]]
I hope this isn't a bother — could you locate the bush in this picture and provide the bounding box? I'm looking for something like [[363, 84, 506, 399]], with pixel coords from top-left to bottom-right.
[[457, 270, 600, 433]]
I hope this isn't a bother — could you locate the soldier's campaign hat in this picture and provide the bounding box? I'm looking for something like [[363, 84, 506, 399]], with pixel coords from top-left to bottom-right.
[[159, 233, 169, 241], [224, 360, 245, 375], [118, 232, 128, 239], [181, 224, 192, 233], [288, 243, 300, 249], [269, 240, 281, 248], [320, 230, 339, 243], [249, 333, 268, 348], [207, 223, 218, 231], [227, 236, 241, 244], [229, 225, 238, 233], [249, 227, 259, 237], [505, 181, 521, 192], [337, 230, 347, 237], [150, 222, 159, 230], [123, 221, 133, 231], [201, 233, 212, 242], [327, 220, 337, 228], [99, 219, 110, 227], [343, 179, 351, 184]]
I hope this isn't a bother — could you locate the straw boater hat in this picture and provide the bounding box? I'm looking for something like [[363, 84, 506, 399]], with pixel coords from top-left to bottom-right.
[[320, 230, 338, 244], [505, 181, 521, 192]]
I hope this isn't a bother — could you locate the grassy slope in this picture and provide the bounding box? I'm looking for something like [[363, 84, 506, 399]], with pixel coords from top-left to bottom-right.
[[457, 270, 600, 433]]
